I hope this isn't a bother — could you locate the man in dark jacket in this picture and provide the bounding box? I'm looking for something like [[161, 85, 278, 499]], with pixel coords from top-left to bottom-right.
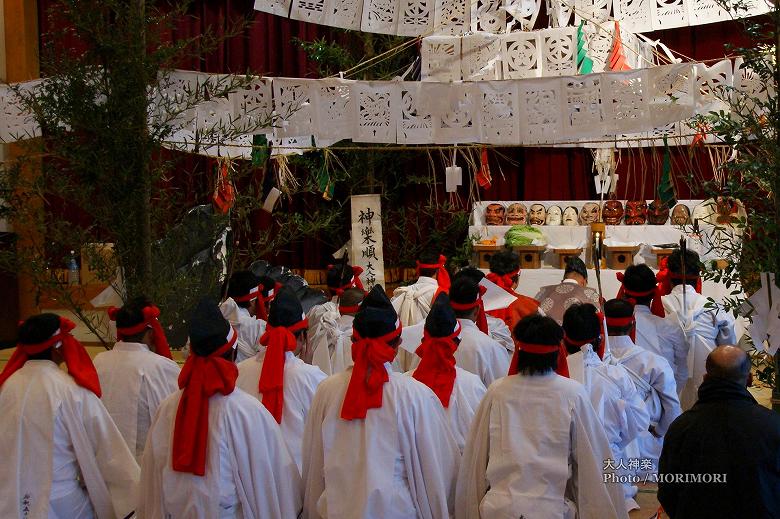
[[658, 345, 780, 518]]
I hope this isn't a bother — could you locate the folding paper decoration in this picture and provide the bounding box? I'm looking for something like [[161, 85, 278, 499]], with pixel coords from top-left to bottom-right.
[[502, 31, 542, 79], [505, 0, 541, 31], [290, 0, 327, 24], [695, 59, 734, 114], [585, 23, 614, 73], [471, 0, 506, 33], [574, 0, 613, 23], [602, 69, 649, 134], [314, 79, 356, 142], [651, 0, 689, 31], [273, 78, 317, 138], [231, 78, 274, 134], [461, 32, 502, 81], [478, 80, 520, 144], [253, 0, 292, 17], [353, 81, 399, 143], [687, 0, 730, 25], [397, 81, 434, 144], [517, 77, 563, 144], [562, 74, 607, 139], [614, 0, 653, 33], [647, 64, 695, 128], [361, 0, 399, 34], [542, 27, 578, 77], [421, 35, 462, 82], [545, 0, 573, 27], [434, 0, 470, 34], [397, 0, 435, 35], [426, 82, 479, 143], [326, 0, 364, 29]]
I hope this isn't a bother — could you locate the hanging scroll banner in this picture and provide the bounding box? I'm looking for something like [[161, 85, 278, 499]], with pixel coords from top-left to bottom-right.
[[350, 194, 386, 289]]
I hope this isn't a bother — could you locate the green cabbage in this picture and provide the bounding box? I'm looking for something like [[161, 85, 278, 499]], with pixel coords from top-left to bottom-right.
[[504, 225, 547, 247]]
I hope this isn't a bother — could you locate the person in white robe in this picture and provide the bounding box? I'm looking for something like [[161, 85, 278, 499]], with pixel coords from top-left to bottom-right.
[[661, 249, 737, 410], [618, 264, 689, 393], [138, 298, 301, 519], [408, 293, 487, 451], [456, 314, 628, 519], [603, 299, 682, 478], [221, 270, 269, 362], [310, 287, 365, 375], [391, 252, 450, 327], [562, 303, 651, 512], [439, 277, 510, 387], [0, 314, 139, 519], [302, 286, 461, 519], [95, 298, 180, 460], [237, 287, 327, 472], [306, 262, 365, 350]]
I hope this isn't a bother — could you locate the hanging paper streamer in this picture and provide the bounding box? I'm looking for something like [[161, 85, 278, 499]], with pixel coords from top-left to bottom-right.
[[251, 134, 270, 166], [262, 187, 282, 213], [478, 148, 492, 188], [315, 162, 335, 201], [576, 21, 594, 75], [212, 158, 236, 215], [658, 136, 677, 208], [608, 21, 631, 72]]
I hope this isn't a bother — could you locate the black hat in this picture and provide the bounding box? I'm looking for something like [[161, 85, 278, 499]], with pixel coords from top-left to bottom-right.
[[188, 298, 231, 356], [623, 264, 657, 294], [564, 256, 588, 281], [354, 285, 398, 338], [327, 261, 355, 289], [267, 286, 304, 328], [425, 293, 457, 338], [604, 298, 634, 319], [227, 271, 260, 300], [449, 277, 479, 305], [18, 313, 61, 344]]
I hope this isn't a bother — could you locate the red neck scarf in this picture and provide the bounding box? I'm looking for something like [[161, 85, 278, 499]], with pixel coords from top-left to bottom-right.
[[412, 323, 462, 407], [508, 341, 569, 378], [605, 315, 636, 343], [450, 285, 489, 334], [255, 282, 283, 322], [338, 305, 361, 315], [340, 325, 401, 420], [330, 265, 365, 296], [0, 317, 102, 396], [108, 305, 172, 359], [258, 319, 309, 423], [173, 329, 238, 476], [486, 269, 519, 294], [615, 272, 665, 318], [416, 255, 451, 293]]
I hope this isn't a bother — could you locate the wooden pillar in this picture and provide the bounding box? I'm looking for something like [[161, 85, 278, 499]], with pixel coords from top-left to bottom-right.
[[4, 0, 40, 320]]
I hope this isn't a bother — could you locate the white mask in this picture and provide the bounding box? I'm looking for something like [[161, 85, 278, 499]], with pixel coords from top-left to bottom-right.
[[563, 206, 579, 226], [546, 206, 562, 225]]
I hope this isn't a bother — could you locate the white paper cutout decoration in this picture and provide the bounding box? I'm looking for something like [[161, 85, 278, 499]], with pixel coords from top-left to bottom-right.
[[353, 81, 399, 143], [585, 24, 614, 73], [562, 74, 606, 139], [326, 0, 364, 29], [421, 35, 462, 82], [361, 0, 399, 34], [397, 0, 434, 36], [290, 0, 327, 24], [314, 79, 356, 142], [517, 77, 563, 144], [253, 0, 292, 17], [614, 0, 652, 33], [502, 31, 542, 79], [478, 81, 519, 144], [647, 64, 695, 128], [398, 81, 434, 144], [546, 0, 573, 27], [542, 27, 577, 77], [461, 32, 502, 81], [602, 69, 649, 134], [688, 0, 730, 25], [426, 82, 479, 144], [231, 78, 274, 134], [272, 78, 316, 138], [471, 0, 506, 33], [695, 59, 734, 114], [435, 0, 470, 34], [505, 0, 542, 31], [651, 0, 689, 31], [574, 0, 612, 24]]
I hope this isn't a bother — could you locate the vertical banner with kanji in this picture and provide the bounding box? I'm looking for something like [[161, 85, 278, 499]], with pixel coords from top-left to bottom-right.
[[350, 194, 385, 290]]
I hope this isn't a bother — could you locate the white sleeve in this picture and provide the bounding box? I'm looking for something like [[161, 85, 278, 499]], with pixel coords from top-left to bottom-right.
[[715, 308, 737, 345], [650, 360, 682, 437], [613, 373, 651, 450], [455, 393, 493, 519], [137, 405, 167, 519], [301, 386, 329, 519]]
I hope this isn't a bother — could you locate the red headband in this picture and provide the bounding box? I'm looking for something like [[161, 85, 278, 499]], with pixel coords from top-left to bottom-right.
[[562, 334, 597, 348], [330, 265, 366, 296], [232, 285, 260, 303], [416, 255, 451, 292], [616, 272, 666, 318], [255, 282, 283, 321], [508, 340, 569, 378], [0, 317, 102, 396], [338, 305, 361, 314], [486, 269, 520, 293], [413, 323, 462, 407], [258, 318, 309, 423], [173, 327, 238, 475], [108, 305, 172, 359], [605, 316, 635, 327], [450, 285, 489, 334], [340, 323, 402, 420]]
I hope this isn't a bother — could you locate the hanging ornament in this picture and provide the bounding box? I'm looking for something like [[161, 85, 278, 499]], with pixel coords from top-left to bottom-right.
[[576, 21, 594, 75], [608, 21, 631, 72], [315, 162, 335, 201], [212, 157, 236, 215], [478, 148, 492, 189], [251, 134, 271, 167], [658, 136, 678, 209]]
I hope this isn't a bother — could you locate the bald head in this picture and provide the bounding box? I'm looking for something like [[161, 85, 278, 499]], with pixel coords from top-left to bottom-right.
[[706, 345, 750, 386]]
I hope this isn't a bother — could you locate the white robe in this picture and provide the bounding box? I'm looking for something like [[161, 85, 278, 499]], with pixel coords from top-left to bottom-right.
[[455, 372, 628, 519], [236, 351, 327, 472], [567, 345, 651, 511], [310, 314, 354, 376], [406, 366, 487, 452], [392, 277, 439, 327], [220, 299, 267, 363], [307, 301, 340, 345], [662, 285, 738, 410], [634, 305, 689, 394], [138, 388, 302, 519], [486, 315, 514, 355], [0, 360, 140, 519], [302, 364, 461, 519], [94, 341, 180, 460], [604, 335, 681, 475], [435, 319, 510, 388]]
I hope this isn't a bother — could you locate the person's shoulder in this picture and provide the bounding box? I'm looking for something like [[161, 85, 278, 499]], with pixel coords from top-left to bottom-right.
[[288, 357, 328, 383]]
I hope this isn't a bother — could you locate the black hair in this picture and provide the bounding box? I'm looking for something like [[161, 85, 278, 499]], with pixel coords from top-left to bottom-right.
[[512, 314, 563, 375], [18, 313, 61, 360], [227, 270, 261, 309], [115, 295, 154, 343], [188, 298, 232, 357], [564, 256, 588, 281], [454, 266, 486, 285], [449, 277, 479, 320], [326, 261, 355, 289], [667, 249, 702, 287], [604, 298, 634, 336], [489, 249, 521, 277], [562, 303, 601, 355], [417, 250, 443, 278], [353, 286, 399, 339], [622, 264, 657, 306], [339, 287, 366, 308]]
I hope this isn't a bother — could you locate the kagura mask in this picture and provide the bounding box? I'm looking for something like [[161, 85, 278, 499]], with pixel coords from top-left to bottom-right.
[[485, 203, 506, 225], [563, 206, 579, 226], [715, 196, 739, 226], [671, 204, 691, 226], [546, 206, 563, 225], [602, 197, 624, 225], [579, 202, 601, 225], [625, 200, 648, 225], [529, 204, 547, 225], [506, 203, 528, 225], [648, 199, 670, 225]]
